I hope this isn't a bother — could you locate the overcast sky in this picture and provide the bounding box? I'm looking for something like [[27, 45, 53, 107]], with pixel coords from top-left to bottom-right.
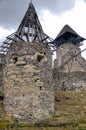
[[0, 0, 86, 58]]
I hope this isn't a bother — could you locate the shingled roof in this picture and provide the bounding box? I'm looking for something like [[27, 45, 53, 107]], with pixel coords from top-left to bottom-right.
[[54, 24, 85, 47]]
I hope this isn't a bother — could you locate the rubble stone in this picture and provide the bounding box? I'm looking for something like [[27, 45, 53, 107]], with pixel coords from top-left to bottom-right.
[[4, 41, 54, 123]]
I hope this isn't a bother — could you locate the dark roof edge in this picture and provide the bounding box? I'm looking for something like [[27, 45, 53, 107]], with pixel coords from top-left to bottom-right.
[[55, 24, 86, 41]]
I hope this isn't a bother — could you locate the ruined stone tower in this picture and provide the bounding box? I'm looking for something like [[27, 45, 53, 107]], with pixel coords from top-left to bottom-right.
[[54, 25, 86, 73], [53, 25, 86, 90], [1, 2, 54, 123]]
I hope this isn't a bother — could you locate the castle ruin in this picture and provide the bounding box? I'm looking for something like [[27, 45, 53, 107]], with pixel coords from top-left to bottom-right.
[[0, 2, 86, 124], [53, 25, 86, 90]]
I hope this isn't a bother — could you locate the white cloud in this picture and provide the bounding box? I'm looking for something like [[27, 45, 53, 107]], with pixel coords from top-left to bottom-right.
[[41, 0, 86, 37], [40, 0, 86, 59], [0, 27, 15, 43], [0, 0, 86, 59]]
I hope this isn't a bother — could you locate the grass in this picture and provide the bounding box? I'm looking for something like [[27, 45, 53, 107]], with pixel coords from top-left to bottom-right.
[[0, 90, 86, 129]]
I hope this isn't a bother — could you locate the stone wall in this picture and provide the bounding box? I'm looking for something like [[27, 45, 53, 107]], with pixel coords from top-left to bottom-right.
[[0, 54, 5, 94], [55, 43, 86, 73], [4, 41, 54, 123], [0, 65, 3, 93], [53, 69, 86, 91]]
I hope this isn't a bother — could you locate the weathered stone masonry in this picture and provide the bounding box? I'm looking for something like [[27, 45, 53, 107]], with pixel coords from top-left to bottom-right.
[[4, 41, 54, 123], [55, 43, 86, 73], [53, 70, 86, 91], [53, 25, 86, 91], [0, 54, 4, 94], [0, 2, 86, 124]]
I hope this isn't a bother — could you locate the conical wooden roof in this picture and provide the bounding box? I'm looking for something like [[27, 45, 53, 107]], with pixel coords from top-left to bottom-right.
[[16, 2, 48, 42], [0, 2, 52, 54]]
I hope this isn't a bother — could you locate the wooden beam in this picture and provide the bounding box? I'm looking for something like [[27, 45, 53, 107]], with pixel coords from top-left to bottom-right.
[[3, 41, 11, 45], [0, 46, 9, 49], [15, 34, 25, 41], [7, 37, 17, 42]]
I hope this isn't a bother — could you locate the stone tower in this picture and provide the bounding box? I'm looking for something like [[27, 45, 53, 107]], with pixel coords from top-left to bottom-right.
[[54, 25, 86, 73], [2, 2, 54, 123], [53, 25, 86, 90]]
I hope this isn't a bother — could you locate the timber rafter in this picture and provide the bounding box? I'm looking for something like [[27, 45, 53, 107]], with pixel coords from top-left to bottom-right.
[[0, 2, 54, 54]]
